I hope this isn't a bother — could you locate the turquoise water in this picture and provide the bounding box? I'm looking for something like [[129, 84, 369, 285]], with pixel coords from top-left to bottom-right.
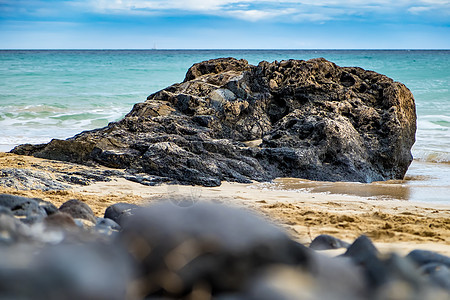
[[0, 50, 449, 202]]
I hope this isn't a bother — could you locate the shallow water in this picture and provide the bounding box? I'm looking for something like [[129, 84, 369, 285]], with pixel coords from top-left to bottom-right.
[[257, 161, 450, 204]]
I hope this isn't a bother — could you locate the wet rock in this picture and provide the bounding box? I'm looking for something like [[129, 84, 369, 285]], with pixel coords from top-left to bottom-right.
[[309, 234, 350, 250], [104, 202, 140, 226], [12, 57, 417, 186], [124, 174, 171, 186], [59, 199, 96, 224], [406, 249, 450, 268], [0, 194, 48, 224], [119, 202, 311, 298]]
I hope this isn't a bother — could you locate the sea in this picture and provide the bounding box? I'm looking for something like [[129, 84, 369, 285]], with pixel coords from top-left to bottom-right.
[[0, 50, 449, 203]]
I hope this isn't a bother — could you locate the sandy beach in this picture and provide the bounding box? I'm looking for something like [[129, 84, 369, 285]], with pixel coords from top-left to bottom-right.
[[1, 152, 449, 256]]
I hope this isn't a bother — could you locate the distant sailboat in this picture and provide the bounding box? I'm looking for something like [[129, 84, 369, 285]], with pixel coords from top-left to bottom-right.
[[152, 43, 157, 50]]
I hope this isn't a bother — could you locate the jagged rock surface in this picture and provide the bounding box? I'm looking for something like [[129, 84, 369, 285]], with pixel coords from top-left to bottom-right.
[[12, 58, 416, 186]]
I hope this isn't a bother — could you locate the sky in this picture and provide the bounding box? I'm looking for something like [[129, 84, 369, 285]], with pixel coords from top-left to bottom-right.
[[0, 0, 449, 49]]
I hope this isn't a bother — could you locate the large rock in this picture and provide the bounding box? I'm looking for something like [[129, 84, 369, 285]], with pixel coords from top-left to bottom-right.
[[12, 58, 416, 185]]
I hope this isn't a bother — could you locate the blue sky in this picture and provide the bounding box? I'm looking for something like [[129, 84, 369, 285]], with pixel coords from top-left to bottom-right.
[[0, 0, 449, 49]]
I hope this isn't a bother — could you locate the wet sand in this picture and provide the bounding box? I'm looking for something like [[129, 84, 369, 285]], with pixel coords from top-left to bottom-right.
[[1, 152, 449, 255]]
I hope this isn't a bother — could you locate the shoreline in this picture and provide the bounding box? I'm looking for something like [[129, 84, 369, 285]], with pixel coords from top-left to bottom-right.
[[2, 142, 449, 204], [1, 152, 449, 255]]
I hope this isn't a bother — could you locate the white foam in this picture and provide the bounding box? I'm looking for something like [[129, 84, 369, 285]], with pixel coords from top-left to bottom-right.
[[412, 149, 450, 164]]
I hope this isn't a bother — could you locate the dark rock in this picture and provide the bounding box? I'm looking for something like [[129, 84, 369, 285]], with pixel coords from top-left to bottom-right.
[[123, 174, 171, 186], [245, 261, 366, 300], [44, 212, 77, 229], [59, 199, 96, 224], [73, 218, 96, 229], [0, 242, 133, 300], [0, 194, 47, 224], [0, 206, 13, 216], [38, 200, 58, 216], [0, 168, 71, 190], [344, 235, 379, 261], [95, 218, 121, 237], [419, 263, 450, 290], [0, 166, 126, 191], [344, 235, 387, 288], [57, 170, 114, 186], [375, 254, 447, 300], [12, 57, 417, 186], [96, 217, 121, 230], [104, 202, 140, 226], [118, 202, 312, 297], [0, 213, 32, 244], [309, 234, 350, 250], [341, 236, 450, 299], [406, 249, 450, 268]]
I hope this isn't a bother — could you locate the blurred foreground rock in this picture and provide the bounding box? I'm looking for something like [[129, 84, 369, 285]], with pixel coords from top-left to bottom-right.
[[0, 193, 448, 299]]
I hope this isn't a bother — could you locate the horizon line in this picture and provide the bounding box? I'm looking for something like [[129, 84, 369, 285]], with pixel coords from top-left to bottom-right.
[[1, 48, 450, 51]]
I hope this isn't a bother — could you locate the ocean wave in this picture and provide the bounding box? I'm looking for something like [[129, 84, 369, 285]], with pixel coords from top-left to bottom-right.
[[0, 103, 129, 151], [412, 149, 450, 164], [414, 114, 450, 164], [0, 104, 126, 123], [417, 115, 450, 130]]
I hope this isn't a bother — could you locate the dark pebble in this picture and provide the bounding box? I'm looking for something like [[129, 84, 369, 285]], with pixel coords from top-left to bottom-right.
[[0, 213, 32, 244], [96, 217, 121, 230], [407, 249, 450, 268], [309, 234, 350, 250], [104, 202, 140, 226], [0, 194, 47, 224], [344, 235, 388, 288], [59, 199, 96, 224], [44, 212, 77, 229], [419, 263, 450, 290]]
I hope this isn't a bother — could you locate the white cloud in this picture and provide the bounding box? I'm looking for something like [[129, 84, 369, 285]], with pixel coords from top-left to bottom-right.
[[227, 9, 284, 21], [226, 8, 300, 21], [85, 0, 450, 21], [408, 6, 433, 13]]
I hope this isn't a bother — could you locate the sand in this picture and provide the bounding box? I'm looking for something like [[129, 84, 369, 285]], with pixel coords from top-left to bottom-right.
[[1, 152, 449, 255]]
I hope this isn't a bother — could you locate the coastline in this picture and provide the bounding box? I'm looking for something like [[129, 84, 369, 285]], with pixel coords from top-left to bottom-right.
[[1, 152, 449, 256]]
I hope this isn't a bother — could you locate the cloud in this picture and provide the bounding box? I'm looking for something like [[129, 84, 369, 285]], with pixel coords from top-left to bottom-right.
[[2, 0, 449, 24], [408, 6, 433, 14], [85, 0, 450, 21]]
